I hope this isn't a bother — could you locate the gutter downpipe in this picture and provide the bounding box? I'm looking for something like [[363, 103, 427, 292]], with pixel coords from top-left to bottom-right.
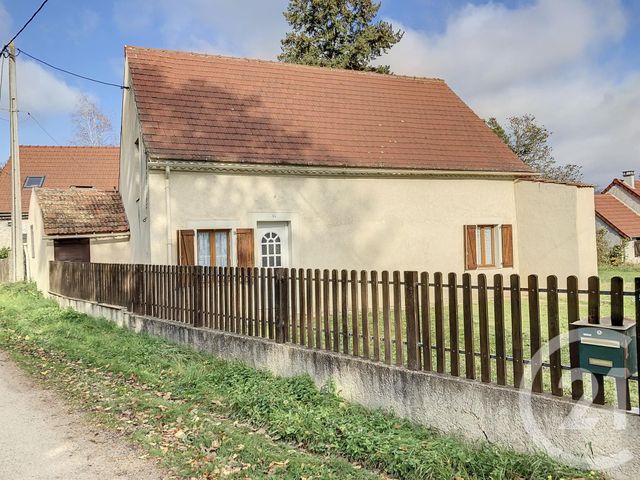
[[165, 166, 172, 263]]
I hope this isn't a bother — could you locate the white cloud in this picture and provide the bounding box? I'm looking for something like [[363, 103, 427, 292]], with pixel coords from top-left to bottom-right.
[[379, 0, 637, 187], [2, 59, 84, 116]]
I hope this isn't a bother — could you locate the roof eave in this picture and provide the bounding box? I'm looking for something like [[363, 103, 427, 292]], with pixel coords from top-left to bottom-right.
[[147, 156, 536, 179]]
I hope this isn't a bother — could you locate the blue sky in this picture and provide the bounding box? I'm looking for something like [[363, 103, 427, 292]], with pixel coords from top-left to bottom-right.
[[0, 0, 638, 187]]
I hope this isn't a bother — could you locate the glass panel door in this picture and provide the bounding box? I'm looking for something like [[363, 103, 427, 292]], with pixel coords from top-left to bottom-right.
[[215, 231, 229, 267], [197, 231, 211, 266]]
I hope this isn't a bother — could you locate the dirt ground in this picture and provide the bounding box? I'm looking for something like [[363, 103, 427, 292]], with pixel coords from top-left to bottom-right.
[[0, 350, 170, 480]]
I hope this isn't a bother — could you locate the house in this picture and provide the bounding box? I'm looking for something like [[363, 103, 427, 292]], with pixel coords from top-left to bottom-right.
[[28, 188, 130, 291], [0, 146, 120, 274], [106, 45, 596, 286], [595, 170, 640, 263]]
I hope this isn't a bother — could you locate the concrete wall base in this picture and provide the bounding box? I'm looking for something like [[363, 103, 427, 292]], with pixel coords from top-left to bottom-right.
[[51, 293, 640, 479]]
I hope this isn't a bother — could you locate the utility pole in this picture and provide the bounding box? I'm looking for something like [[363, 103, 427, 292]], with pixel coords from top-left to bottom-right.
[[8, 43, 24, 281]]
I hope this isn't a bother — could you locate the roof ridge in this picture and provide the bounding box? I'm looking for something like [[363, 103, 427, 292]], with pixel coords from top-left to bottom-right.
[[124, 45, 446, 85]]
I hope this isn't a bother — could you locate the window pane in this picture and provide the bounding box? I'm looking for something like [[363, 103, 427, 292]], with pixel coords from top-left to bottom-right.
[[24, 176, 45, 188], [269, 256, 275, 267], [262, 257, 268, 267], [269, 244, 274, 255], [197, 232, 211, 266], [215, 231, 228, 267], [484, 227, 494, 265]]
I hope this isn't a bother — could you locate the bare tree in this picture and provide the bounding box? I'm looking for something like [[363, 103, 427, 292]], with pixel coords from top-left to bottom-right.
[[70, 95, 114, 146]]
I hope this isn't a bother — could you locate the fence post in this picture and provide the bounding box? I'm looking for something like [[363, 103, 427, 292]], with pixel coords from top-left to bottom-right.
[[274, 268, 289, 343], [611, 276, 630, 410], [404, 271, 419, 370], [194, 266, 204, 328], [636, 277, 640, 412], [567, 275, 583, 400], [588, 276, 605, 404]]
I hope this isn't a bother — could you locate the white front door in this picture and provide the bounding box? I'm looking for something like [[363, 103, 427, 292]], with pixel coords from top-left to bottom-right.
[[257, 222, 290, 268]]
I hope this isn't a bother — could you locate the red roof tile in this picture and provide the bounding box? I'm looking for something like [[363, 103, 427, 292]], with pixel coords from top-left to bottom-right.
[[0, 146, 119, 215], [602, 178, 640, 199], [125, 46, 532, 174], [35, 188, 129, 236], [595, 195, 640, 238]]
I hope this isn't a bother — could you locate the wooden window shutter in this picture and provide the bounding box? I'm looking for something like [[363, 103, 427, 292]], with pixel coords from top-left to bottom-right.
[[236, 228, 255, 268], [501, 224, 514, 268], [177, 230, 195, 265], [464, 225, 477, 270], [634, 240, 640, 258]]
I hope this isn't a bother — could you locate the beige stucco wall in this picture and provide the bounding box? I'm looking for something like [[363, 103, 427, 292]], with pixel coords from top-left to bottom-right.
[[514, 181, 597, 286], [119, 62, 150, 264], [142, 171, 597, 286], [149, 169, 525, 276], [0, 217, 28, 249], [27, 193, 52, 292]]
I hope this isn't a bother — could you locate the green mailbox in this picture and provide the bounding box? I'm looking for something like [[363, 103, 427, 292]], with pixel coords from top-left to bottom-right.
[[572, 318, 637, 378]]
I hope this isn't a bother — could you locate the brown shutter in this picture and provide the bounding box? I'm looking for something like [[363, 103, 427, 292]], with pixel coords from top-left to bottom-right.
[[177, 230, 195, 265], [501, 224, 514, 268], [464, 225, 477, 270], [635, 240, 640, 258], [237, 228, 255, 268]]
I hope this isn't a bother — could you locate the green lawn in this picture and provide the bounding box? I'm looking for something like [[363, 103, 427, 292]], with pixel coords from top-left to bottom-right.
[[0, 283, 600, 480], [286, 266, 640, 408], [599, 264, 640, 291]]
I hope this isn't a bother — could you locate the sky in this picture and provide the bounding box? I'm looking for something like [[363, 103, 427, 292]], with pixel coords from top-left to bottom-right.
[[0, 0, 638, 188]]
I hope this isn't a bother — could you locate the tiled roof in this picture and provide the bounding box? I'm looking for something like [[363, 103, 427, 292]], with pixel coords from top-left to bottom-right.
[[126, 46, 532, 174], [0, 146, 119, 214], [34, 188, 129, 237], [601, 178, 640, 199], [595, 194, 640, 239]]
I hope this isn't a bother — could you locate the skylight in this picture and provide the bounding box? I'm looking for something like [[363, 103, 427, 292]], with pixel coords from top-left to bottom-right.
[[23, 176, 45, 188]]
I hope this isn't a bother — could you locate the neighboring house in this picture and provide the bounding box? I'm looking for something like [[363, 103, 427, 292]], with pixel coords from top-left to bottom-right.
[[596, 171, 640, 263], [111, 46, 596, 286], [28, 188, 130, 292], [0, 145, 120, 250]]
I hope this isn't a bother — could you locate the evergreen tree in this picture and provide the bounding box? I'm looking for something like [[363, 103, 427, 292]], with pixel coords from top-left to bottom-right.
[[279, 0, 403, 73]]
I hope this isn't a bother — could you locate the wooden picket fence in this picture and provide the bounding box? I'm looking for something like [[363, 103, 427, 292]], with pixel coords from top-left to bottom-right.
[[48, 261, 640, 412]]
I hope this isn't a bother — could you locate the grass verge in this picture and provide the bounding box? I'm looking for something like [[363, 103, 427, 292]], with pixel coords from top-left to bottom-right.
[[0, 283, 601, 479]]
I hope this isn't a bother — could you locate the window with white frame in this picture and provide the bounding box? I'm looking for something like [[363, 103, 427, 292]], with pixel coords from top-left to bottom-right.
[[261, 231, 282, 267]]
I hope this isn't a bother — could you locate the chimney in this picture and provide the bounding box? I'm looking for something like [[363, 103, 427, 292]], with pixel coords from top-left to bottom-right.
[[623, 170, 635, 189]]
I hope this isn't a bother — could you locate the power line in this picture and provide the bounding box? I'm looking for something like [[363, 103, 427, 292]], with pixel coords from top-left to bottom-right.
[[17, 48, 128, 89], [1, 0, 51, 56], [25, 111, 59, 145]]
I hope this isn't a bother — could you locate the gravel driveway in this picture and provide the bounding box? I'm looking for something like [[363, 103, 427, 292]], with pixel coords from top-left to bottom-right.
[[0, 350, 169, 479]]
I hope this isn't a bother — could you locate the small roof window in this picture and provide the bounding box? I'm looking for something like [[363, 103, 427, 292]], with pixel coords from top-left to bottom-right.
[[23, 176, 45, 188]]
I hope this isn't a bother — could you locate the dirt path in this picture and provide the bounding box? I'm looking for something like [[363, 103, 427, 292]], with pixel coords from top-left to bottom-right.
[[0, 350, 169, 480]]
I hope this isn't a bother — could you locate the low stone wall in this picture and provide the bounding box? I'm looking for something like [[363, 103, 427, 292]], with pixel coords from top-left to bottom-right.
[[51, 293, 640, 479]]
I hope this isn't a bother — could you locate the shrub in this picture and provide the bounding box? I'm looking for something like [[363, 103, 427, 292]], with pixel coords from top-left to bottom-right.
[[596, 228, 610, 265], [597, 228, 629, 266]]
